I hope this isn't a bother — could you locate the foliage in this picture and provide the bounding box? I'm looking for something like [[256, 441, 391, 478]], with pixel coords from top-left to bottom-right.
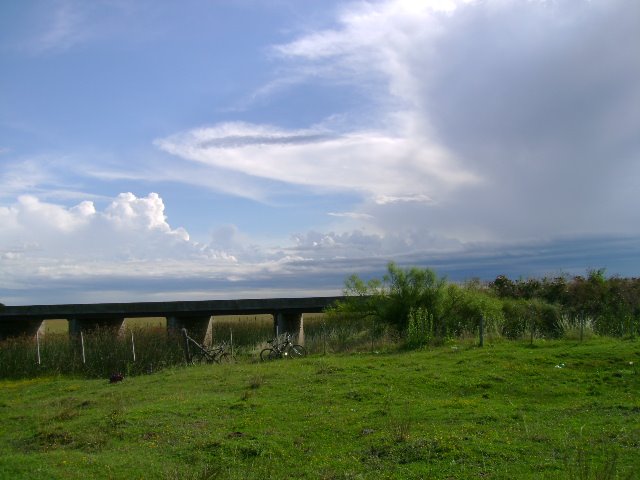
[[327, 262, 448, 335], [382, 263, 448, 332], [491, 270, 640, 338], [406, 307, 434, 347], [211, 315, 273, 355], [330, 264, 640, 344], [500, 298, 561, 339], [331, 263, 511, 345], [441, 283, 504, 338]]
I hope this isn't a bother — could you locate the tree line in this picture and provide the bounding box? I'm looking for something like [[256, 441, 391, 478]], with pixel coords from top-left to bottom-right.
[[327, 263, 640, 344]]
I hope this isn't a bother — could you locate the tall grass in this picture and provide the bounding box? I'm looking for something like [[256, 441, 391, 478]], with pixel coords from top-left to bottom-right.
[[212, 313, 395, 355], [210, 315, 273, 354], [556, 314, 597, 340], [0, 327, 185, 379], [303, 313, 398, 354]]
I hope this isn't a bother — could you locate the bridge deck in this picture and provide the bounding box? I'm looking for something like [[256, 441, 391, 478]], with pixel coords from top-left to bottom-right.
[[0, 296, 345, 321]]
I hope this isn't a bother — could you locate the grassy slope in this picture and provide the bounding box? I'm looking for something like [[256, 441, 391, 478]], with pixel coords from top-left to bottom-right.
[[0, 338, 638, 479]]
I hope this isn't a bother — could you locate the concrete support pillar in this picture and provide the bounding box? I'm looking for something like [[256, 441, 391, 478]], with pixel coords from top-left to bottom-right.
[[0, 320, 44, 340], [167, 315, 213, 347], [68, 317, 126, 336], [274, 312, 304, 345]]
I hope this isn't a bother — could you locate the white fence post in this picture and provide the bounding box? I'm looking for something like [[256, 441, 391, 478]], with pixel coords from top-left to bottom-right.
[[36, 330, 41, 365]]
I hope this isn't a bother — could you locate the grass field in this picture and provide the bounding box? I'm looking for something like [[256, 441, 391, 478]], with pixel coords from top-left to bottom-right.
[[0, 337, 638, 479]]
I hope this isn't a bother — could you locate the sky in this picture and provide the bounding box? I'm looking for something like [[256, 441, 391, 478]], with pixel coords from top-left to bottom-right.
[[1, 0, 639, 306]]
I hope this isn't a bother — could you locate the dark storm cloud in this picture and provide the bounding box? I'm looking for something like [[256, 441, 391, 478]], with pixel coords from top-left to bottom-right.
[[416, 0, 640, 238]]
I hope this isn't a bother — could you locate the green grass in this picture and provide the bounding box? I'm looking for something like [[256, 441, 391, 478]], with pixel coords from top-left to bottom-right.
[[0, 338, 638, 479]]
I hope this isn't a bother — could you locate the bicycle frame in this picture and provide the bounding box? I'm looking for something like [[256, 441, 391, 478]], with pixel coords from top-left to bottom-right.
[[181, 328, 231, 364]]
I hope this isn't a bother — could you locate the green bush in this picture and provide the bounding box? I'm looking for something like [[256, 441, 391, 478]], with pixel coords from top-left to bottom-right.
[[492, 270, 640, 338], [442, 284, 504, 338], [406, 307, 434, 347], [500, 298, 561, 339], [327, 262, 447, 337]]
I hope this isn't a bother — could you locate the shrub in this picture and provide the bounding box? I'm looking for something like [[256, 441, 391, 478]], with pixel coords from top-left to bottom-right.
[[442, 284, 504, 338], [327, 262, 447, 336], [500, 298, 561, 339], [492, 270, 640, 338], [406, 307, 434, 347]]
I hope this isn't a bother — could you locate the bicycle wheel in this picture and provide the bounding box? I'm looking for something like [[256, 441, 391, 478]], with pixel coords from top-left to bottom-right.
[[260, 348, 278, 361], [287, 345, 307, 358], [191, 349, 215, 364], [216, 352, 233, 364]]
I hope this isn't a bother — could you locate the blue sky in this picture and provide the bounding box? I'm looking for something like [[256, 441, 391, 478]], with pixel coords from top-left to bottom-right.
[[1, 0, 639, 305]]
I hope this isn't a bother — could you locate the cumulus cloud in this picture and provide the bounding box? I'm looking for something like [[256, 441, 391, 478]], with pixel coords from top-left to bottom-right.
[[0, 192, 253, 303], [0, 192, 231, 265]]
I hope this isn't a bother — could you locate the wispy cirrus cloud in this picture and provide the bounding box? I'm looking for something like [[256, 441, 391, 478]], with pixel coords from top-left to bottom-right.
[[28, 0, 89, 54], [0, 156, 110, 203], [23, 0, 156, 55]]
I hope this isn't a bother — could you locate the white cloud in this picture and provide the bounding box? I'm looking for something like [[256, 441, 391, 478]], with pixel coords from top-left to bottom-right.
[[103, 192, 186, 237], [328, 212, 374, 220], [17, 195, 95, 233], [290, 228, 461, 259], [0, 192, 253, 302], [156, 120, 478, 204], [374, 194, 434, 205], [1, 192, 638, 305], [0, 192, 216, 261], [158, 0, 640, 244]]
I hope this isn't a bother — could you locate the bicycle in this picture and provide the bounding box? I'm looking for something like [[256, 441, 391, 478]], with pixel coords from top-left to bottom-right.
[[182, 329, 234, 364], [260, 332, 307, 361], [193, 341, 233, 364]]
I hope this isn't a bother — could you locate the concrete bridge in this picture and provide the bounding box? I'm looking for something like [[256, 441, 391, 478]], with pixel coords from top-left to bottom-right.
[[0, 297, 345, 345]]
